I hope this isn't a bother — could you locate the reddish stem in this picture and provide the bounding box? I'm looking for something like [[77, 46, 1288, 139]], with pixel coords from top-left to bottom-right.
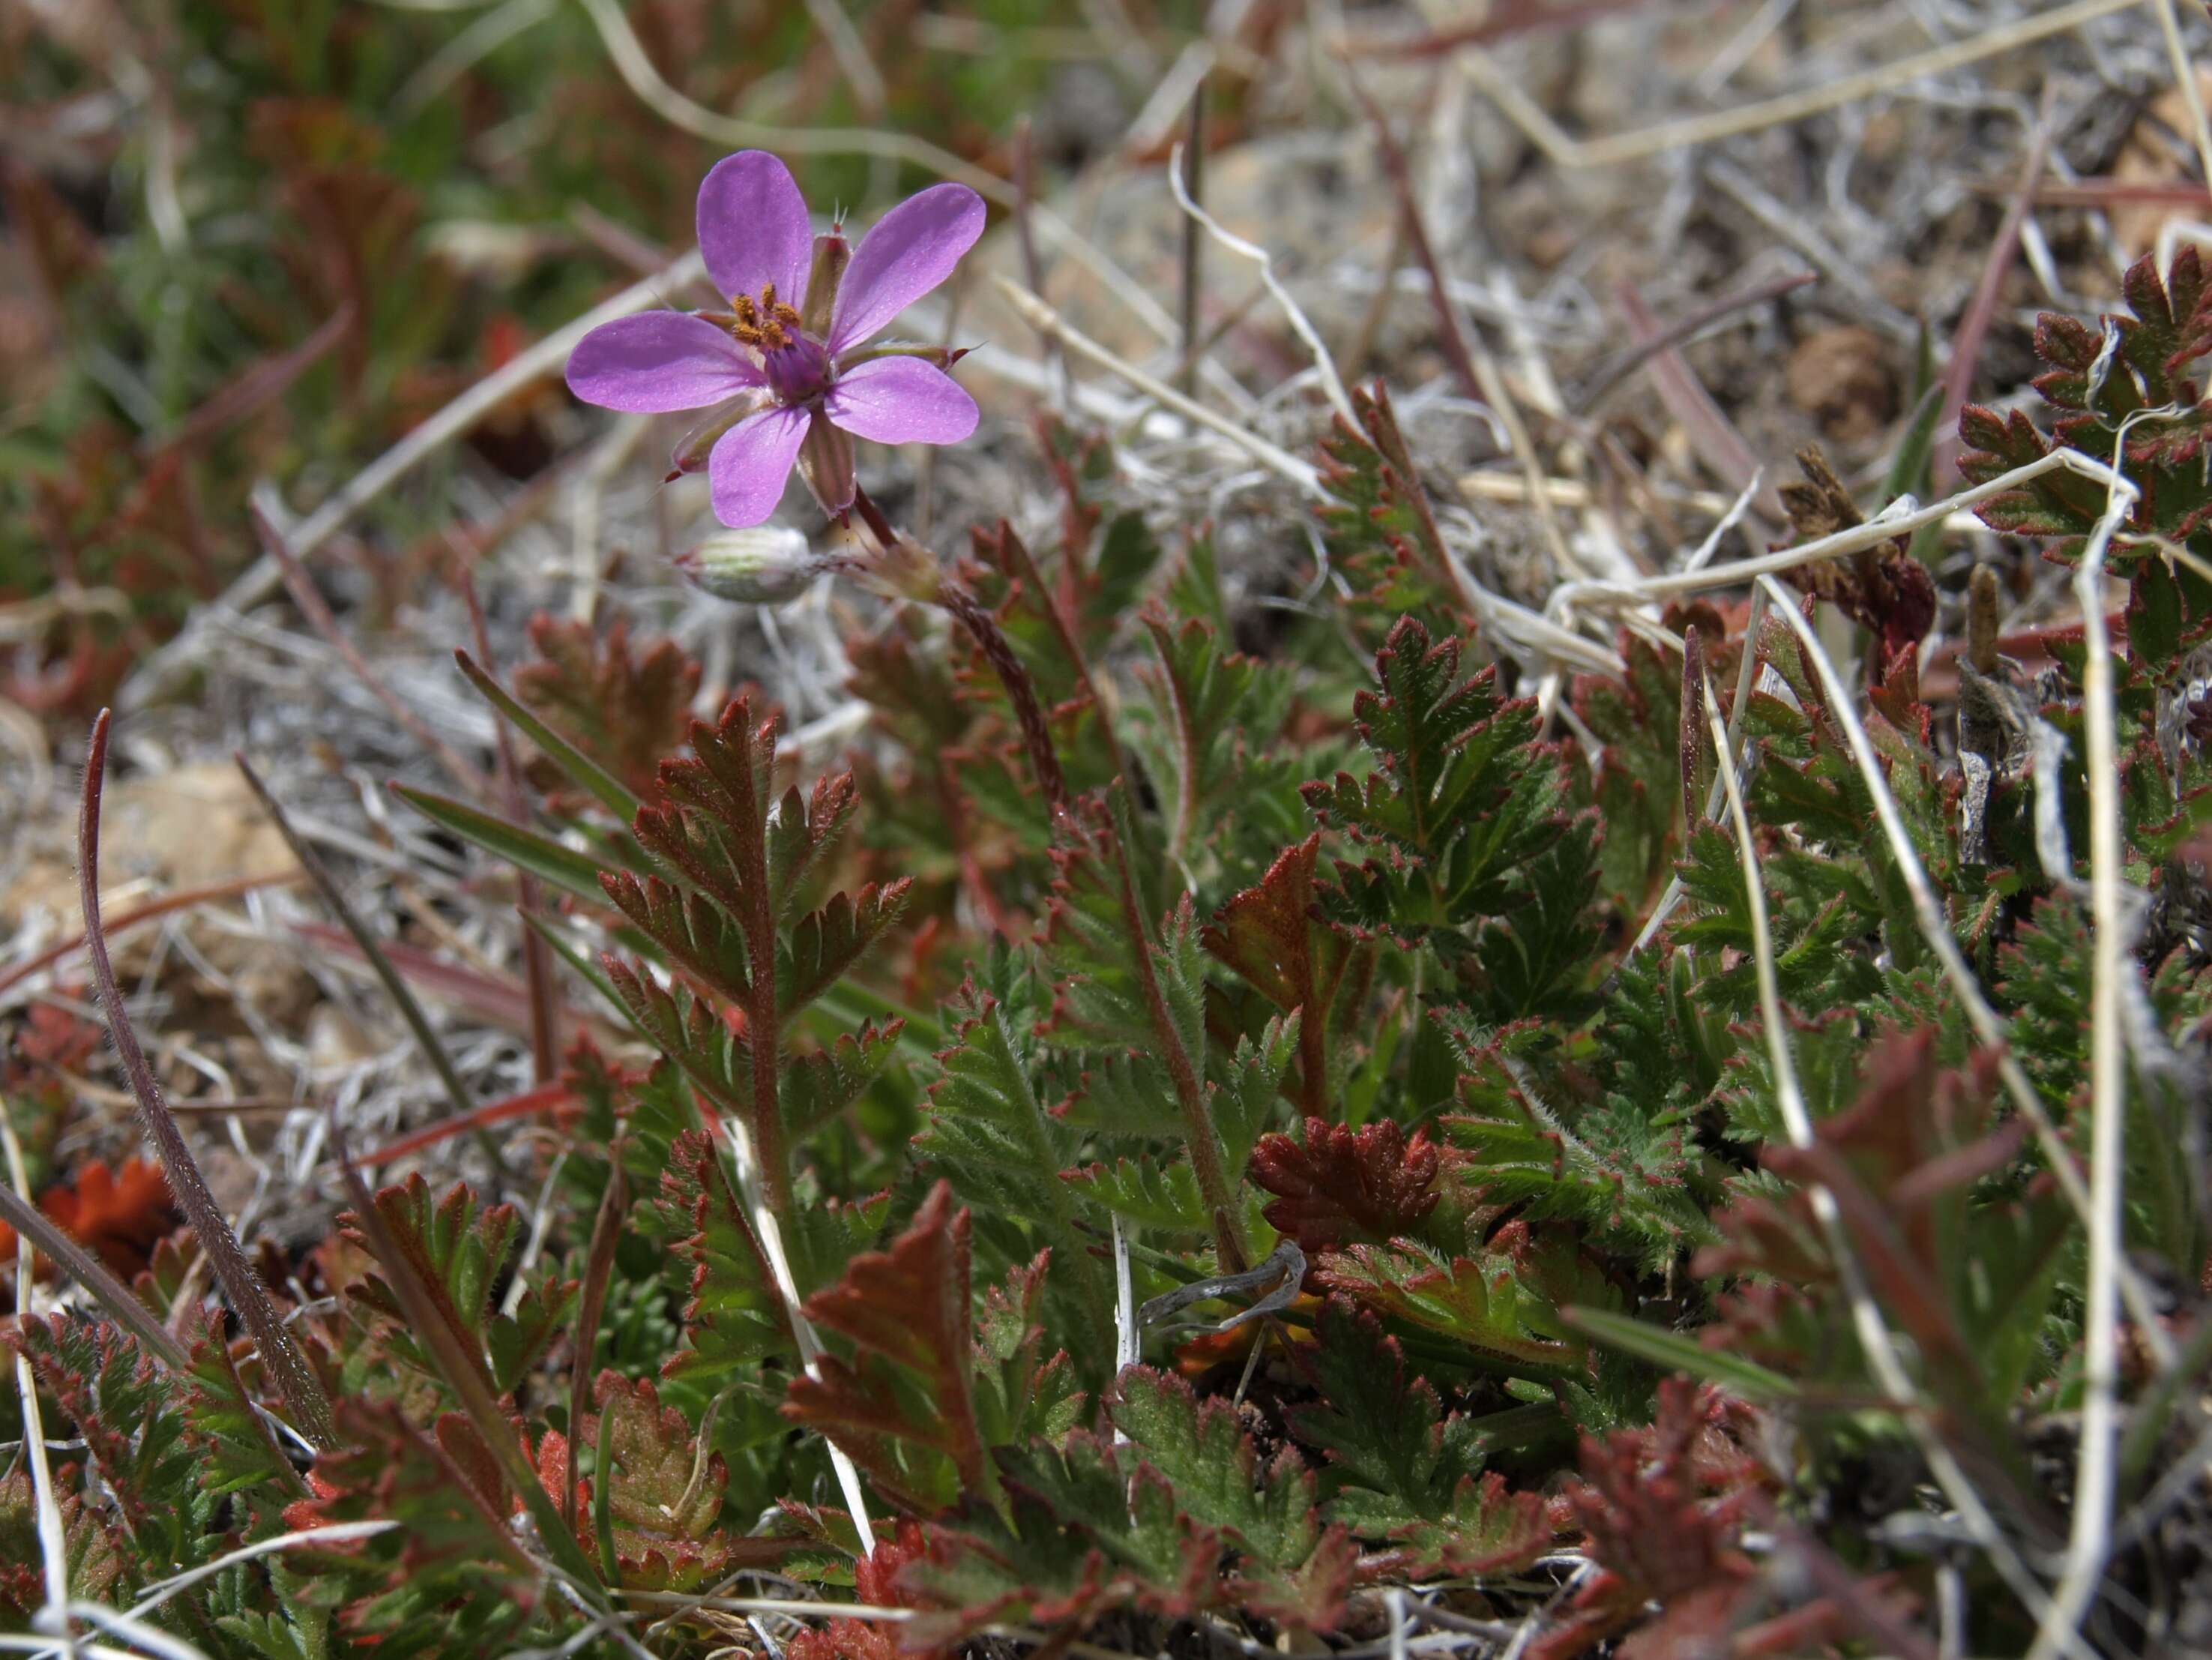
[[80, 711, 337, 1446]]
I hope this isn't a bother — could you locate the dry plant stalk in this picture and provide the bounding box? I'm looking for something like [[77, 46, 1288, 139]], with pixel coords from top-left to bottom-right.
[[79, 710, 337, 1449]]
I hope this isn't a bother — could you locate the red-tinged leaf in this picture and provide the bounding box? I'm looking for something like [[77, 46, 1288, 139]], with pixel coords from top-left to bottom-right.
[[1250, 1116, 1442, 1252], [659, 1129, 792, 1386], [0, 1467, 125, 1623], [896, 1491, 1125, 1644], [7, 1314, 197, 1553], [779, 879, 914, 1020], [1229, 1523, 1357, 1632], [1774, 448, 1937, 682], [570, 1371, 768, 1591], [784, 1182, 991, 1511], [0, 1157, 177, 1282], [1203, 835, 1377, 1117], [433, 1410, 509, 1515], [1366, 1470, 1550, 1581], [513, 615, 700, 807], [1531, 1380, 1770, 1660], [1956, 403, 2103, 541], [1310, 1243, 1582, 1375], [337, 1173, 516, 1395], [767, 772, 862, 918], [286, 1398, 540, 1619], [790, 1522, 941, 1660]]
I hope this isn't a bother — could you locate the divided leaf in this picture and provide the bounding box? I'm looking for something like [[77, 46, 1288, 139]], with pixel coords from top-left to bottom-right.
[[1289, 1300, 1549, 1578], [784, 1182, 991, 1513]]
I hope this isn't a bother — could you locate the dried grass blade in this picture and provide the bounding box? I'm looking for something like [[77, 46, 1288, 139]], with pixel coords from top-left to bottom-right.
[[235, 755, 503, 1180]]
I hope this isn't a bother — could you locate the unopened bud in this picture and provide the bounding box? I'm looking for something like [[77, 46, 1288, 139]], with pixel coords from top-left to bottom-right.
[[676, 525, 833, 605], [800, 227, 849, 337]]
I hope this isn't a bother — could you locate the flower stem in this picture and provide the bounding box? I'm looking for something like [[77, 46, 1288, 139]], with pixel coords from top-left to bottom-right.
[[850, 484, 1070, 821], [80, 712, 337, 1449]]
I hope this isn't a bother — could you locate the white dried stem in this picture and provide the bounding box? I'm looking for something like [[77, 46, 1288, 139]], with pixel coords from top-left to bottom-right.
[[1165, 141, 1354, 425], [2153, 0, 2212, 191], [2, 1108, 69, 1635], [719, 1114, 879, 1558], [1756, 578, 2174, 1363], [2028, 426, 2144, 1660], [1696, 677, 2088, 1660], [995, 277, 1325, 495]]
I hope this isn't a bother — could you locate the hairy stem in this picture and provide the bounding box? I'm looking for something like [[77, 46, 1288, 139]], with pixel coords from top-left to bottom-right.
[[81, 712, 337, 1449], [1102, 819, 1246, 1275], [734, 709, 795, 1221], [852, 483, 1072, 820]]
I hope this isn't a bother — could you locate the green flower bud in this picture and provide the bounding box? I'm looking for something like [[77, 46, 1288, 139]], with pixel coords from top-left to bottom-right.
[[676, 526, 833, 605]]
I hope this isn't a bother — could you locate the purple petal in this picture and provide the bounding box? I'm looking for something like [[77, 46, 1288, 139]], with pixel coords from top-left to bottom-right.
[[825, 357, 979, 445], [708, 404, 812, 528], [698, 151, 814, 310], [826, 184, 986, 355], [566, 313, 762, 412]]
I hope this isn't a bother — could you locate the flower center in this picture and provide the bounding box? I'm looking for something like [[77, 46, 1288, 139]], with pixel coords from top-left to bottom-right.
[[729, 283, 803, 350], [730, 283, 834, 405]]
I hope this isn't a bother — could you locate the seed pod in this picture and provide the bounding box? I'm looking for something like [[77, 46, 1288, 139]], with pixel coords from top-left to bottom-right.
[[676, 525, 831, 605]]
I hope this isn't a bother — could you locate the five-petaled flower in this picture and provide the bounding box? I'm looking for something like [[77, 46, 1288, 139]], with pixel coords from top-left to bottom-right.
[[566, 151, 984, 528]]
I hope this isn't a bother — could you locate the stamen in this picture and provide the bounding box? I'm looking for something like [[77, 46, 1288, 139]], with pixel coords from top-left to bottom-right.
[[727, 284, 807, 352]]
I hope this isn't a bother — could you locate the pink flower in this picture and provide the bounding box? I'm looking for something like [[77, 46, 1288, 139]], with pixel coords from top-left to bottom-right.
[[565, 151, 984, 528]]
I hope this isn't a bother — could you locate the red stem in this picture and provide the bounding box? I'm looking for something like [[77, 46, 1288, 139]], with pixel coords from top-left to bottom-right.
[[80, 711, 337, 1447]]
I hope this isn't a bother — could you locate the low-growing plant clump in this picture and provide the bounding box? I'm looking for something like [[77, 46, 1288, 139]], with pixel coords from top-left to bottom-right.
[[8, 33, 2212, 1660]]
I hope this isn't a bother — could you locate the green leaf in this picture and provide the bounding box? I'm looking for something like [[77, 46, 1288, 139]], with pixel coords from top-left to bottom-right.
[[659, 1130, 792, 1386], [1106, 1367, 1319, 1572], [778, 881, 913, 1022], [391, 784, 610, 903], [456, 648, 642, 823], [340, 1174, 517, 1397], [1288, 1299, 1549, 1575], [1561, 1305, 1800, 1401], [1064, 1157, 1209, 1233]]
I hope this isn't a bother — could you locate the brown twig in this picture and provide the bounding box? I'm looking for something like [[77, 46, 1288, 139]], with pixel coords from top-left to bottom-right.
[[79, 710, 337, 1449], [1176, 77, 1207, 398], [1935, 118, 2054, 483], [1013, 115, 1066, 409], [852, 484, 1071, 821], [1349, 81, 1485, 406], [1573, 271, 1817, 413]]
